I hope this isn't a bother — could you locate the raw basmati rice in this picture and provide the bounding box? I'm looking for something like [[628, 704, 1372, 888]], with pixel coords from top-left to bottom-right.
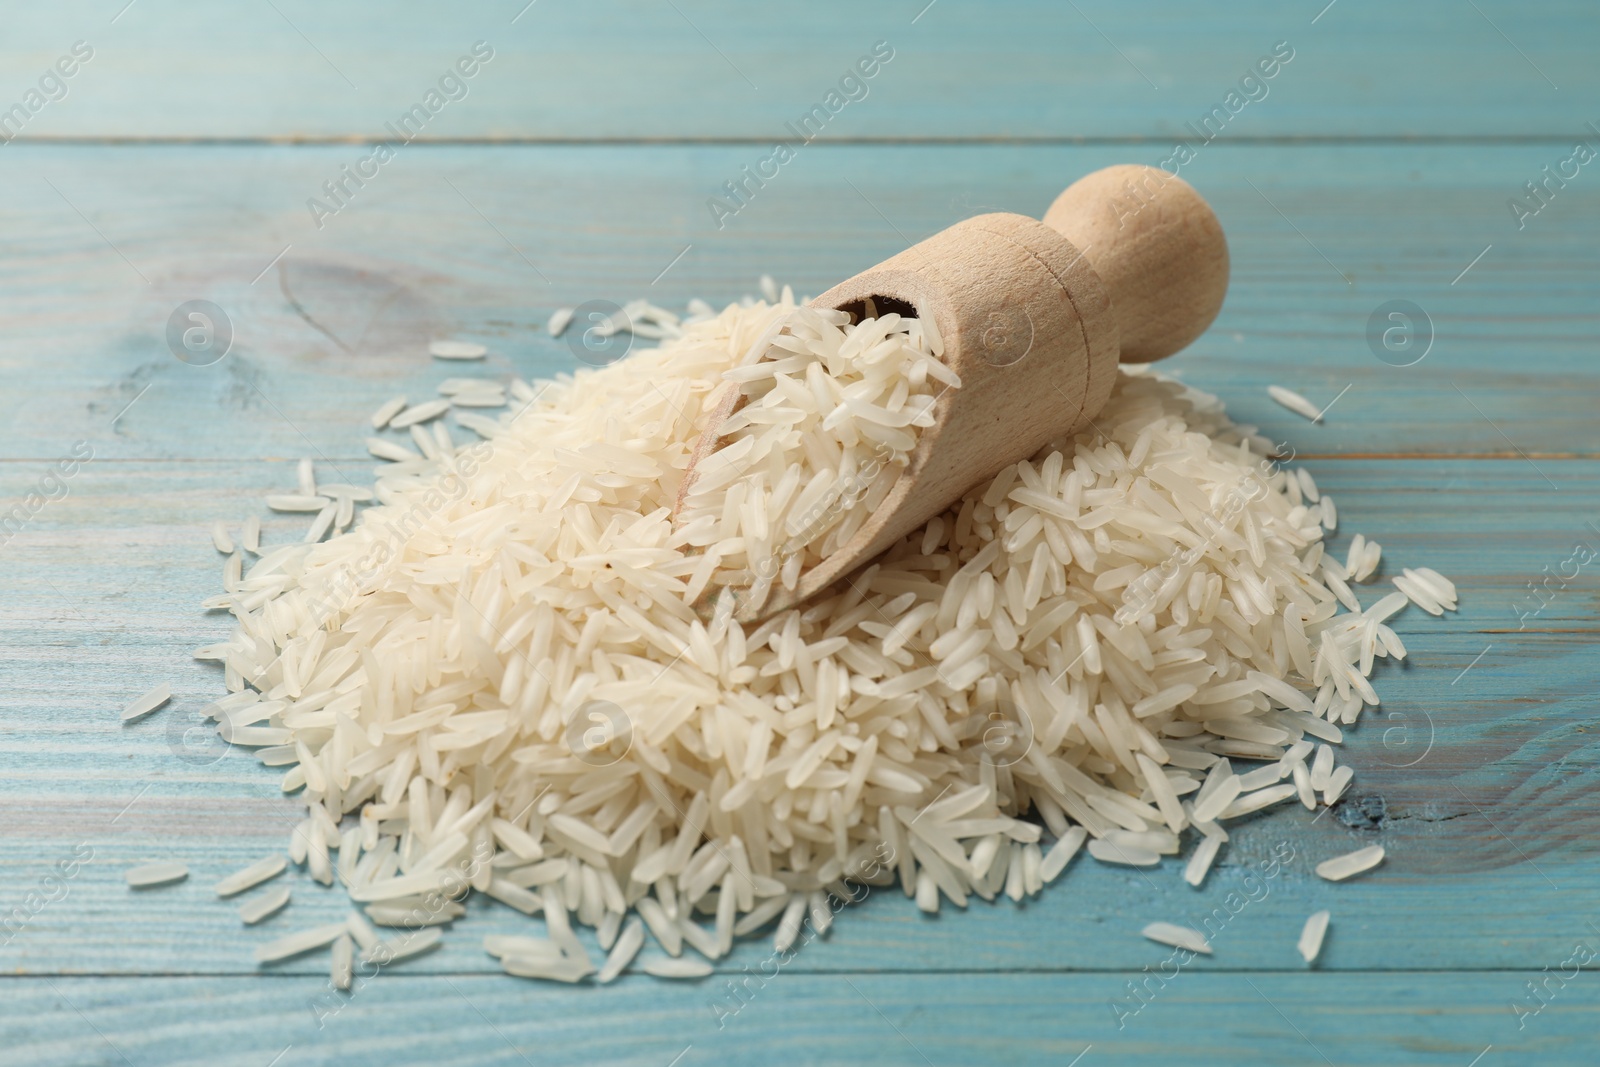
[[499, 953, 595, 985], [1310, 744, 1335, 790], [430, 340, 488, 360], [1088, 840, 1162, 867], [1396, 567, 1457, 614], [363, 928, 442, 964], [1182, 833, 1222, 887], [1268, 385, 1323, 422], [256, 921, 347, 963], [1322, 765, 1355, 806], [121, 682, 171, 723], [264, 494, 326, 513], [1315, 845, 1385, 882], [484, 935, 563, 961], [1192, 775, 1243, 824], [194, 286, 1454, 978], [451, 390, 508, 409], [1298, 909, 1330, 963], [388, 399, 452, 429], [674, 307, 955, 613], [370, 396, 408, 430], [598, 916, 645, 983], [330, 934, 354, 989], [346, 912, 381, 951], [1412, 567, 1456, 602], [642, 957, 714, 979], [126, 861, 187, 887], [547, 307, 575, 338], [1218, 782, 1298, 819], [239, 885, 291, 924], [1142, 921, 1212, 954], [214, 854, 287, 897], [1291, 761, 1316, 809], [1040, 827, 1087, 884], [366, 438, 419, 463]]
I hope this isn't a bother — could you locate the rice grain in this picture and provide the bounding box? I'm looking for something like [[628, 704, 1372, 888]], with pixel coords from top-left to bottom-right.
[[126, 861, 188, 888], [1268, 385, 1323, 422], [121, 683, 171, 723], [1298, 909, 1330, 963], [1315, 845, 1385, 882]]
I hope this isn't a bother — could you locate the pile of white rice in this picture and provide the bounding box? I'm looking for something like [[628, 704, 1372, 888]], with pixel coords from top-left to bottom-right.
[[195, 286, 1453, 982]]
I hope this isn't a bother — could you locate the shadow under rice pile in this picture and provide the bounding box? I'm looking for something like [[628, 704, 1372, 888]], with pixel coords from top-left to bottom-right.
[[195, 284, 1456, 982]]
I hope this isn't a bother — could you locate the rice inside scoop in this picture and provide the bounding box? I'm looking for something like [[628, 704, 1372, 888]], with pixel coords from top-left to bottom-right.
[[675, 301, 956, 613]]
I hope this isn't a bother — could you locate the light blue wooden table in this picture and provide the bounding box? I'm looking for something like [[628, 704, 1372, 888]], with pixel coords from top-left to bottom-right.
[[3, 2, 1598, 1063]]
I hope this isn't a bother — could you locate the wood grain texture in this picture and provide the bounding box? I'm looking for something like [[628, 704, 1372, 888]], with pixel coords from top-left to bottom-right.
[[3, 972, 1596, 1067], [0, 143, 1595, 464], [0, 1, 1593, 139], [3, 1, 1599, 1063]]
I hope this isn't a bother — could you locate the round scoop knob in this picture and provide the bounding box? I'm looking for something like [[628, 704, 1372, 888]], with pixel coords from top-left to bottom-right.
[[1043, 164, 1230, 363]]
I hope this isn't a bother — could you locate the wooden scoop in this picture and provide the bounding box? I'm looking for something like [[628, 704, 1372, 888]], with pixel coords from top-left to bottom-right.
[[683, 164, 1229, 623]]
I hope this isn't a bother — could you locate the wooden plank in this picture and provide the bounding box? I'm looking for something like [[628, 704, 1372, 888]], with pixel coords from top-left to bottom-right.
[[0, 65, 1594, 1063], [0, 143, 1595, 464], [3, 828, 1599, 978], [2, 140, 1597, 987], [2, 452, 1596, 977], [3, 458, 1594, 638], [3, 971, 1593, 1066], [2, 1, 1591, 139]]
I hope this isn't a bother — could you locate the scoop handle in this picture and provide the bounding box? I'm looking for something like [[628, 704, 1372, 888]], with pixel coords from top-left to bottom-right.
[[1042, 164, 1229, 363]]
